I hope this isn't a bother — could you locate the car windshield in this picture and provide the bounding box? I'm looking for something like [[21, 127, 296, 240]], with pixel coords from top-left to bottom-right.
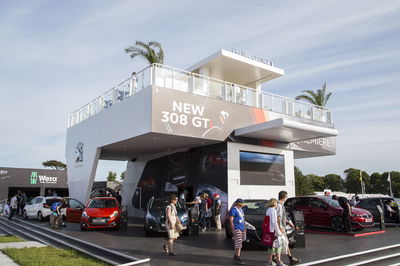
[[321, 198, 341, 208], [241, 201, 267, 215], [88, 199, 116, 208], [151, 199, 184, 209], [45, 198, 60, 205]]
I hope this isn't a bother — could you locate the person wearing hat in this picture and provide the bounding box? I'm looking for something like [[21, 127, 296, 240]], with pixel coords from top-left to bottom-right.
[[229, 198, 246, 265], [213, 193, 222, 231]]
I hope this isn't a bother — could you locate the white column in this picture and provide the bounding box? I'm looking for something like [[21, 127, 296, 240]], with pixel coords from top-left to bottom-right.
[[66, 147, 101, 204], [121, 160, 147, 218]]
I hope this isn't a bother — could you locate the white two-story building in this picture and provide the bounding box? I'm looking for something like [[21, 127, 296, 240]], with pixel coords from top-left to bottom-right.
[[65, 49, 338, 217]]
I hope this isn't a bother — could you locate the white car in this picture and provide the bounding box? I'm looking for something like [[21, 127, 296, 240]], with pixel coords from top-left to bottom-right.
[[23, 196, 61, 221]]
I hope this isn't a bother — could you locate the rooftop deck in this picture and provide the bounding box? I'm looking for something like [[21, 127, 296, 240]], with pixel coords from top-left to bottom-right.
[[68, 64, 333, 128]]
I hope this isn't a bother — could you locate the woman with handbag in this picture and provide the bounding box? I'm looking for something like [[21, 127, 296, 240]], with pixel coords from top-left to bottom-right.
[[265, 198, 285, 266], [163, 195, 183, 256]]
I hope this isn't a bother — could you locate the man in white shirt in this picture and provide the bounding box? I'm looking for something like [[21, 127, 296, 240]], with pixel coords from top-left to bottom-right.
[[276, 191, 300, 265], [8, 193, 18, 220]]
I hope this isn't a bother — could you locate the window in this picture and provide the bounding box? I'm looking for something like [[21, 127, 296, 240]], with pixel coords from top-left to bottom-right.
[[88, 199, 117, 208], [286, 198, 308, 207], [69, 199, 82, 209], [309, 198, 326, 209]]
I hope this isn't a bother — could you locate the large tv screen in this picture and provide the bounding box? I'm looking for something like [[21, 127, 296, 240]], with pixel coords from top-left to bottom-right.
[[240, 151, 285, 186]]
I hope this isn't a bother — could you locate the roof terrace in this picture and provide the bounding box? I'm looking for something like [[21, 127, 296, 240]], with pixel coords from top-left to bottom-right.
[[68, 63, 333, 128]]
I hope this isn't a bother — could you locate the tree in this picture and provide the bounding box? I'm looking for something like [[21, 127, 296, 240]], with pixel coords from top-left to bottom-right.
[[120, 171, 125, 180], [125, 41, 164, 65], [295, 82, 332, 107], [343, 168, 370, 193], [369, 172, 386, 194], [307, 174, 325, 191], [42, 160, 66, 170], [323, 174, 343, 191], [107, 171, 117, 181], [294, 166, 314, 196]]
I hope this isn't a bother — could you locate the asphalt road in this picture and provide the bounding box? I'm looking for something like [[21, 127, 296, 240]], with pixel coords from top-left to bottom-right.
[[14, 216, 400, 266]]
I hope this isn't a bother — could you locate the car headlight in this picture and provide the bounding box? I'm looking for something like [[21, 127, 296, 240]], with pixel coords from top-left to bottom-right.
[[352, 214, 362, 218], [111, 211, 119, 217], [82, 211, 89, 218], [245, 221, 256, 230], [180, 213, 189, 222], [146, 213, 157, 221]]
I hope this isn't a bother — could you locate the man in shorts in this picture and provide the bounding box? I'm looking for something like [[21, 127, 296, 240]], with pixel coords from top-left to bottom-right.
[[229, 198, 246, 265], [276, 191, 300, 265]]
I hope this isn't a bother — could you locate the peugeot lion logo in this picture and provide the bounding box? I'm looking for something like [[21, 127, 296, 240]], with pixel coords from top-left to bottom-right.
[[75, 142, 84, 163]]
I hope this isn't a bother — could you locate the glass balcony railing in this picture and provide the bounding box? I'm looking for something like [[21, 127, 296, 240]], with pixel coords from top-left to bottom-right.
[[68, 63, 333, 128]]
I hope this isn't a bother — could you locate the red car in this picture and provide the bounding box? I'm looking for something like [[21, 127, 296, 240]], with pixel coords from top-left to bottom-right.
[[285, 196, 374, 232], [80, 197, 121, 231]]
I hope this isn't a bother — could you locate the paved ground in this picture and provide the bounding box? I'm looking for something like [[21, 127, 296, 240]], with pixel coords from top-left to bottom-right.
[[10, 217, 400, 266]]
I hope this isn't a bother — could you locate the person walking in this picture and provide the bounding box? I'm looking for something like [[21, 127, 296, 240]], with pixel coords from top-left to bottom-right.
[[199, 193, 207, 232], [333, 195, 352, 233], [8, 193, 18, 220], [229, 198, 246, 265], [266, 198, 284, 266], [205, 193, 213, 230], [276, 191, 300, 265], [16, 190, 22, 215], [3, 201, 10, 217], [213, 193, 222, 231], [115, 192, 122, 205], [163, 195, 182, 256], [19, 191, 27, 216]]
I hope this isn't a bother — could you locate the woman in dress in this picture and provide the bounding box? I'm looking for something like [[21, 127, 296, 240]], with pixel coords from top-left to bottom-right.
[[163, 194, 182, 256]]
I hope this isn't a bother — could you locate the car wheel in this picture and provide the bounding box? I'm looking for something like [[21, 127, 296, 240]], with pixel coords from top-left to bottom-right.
[[225, 222, 232, 239], [37, 211, 43, 222], [331, 216, 344, 232], [23, 210, 28, 219], [80, 225, 87, 231]]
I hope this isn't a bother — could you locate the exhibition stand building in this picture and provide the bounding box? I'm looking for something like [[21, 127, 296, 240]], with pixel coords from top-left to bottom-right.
[[66, 49, 338, 217]]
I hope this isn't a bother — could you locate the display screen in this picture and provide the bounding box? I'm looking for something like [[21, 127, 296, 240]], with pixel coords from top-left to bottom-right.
[[239, 151, 285, 186]]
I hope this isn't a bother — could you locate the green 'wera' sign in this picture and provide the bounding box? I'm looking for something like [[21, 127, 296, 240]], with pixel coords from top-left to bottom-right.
[[30, 172, 38, 184]]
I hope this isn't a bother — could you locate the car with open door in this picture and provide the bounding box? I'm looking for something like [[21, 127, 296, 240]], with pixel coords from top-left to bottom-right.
[[23, 196, 61, 221]]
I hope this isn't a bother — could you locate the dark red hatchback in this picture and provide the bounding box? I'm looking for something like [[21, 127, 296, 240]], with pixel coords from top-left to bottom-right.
[[285, 196, 374, 232]]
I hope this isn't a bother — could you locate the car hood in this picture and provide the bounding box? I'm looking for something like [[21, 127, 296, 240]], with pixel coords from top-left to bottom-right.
[[351, 207, 371, 215], [84, 208, 119, 217]]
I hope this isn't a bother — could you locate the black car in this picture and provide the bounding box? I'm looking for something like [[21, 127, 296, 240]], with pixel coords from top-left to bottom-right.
[[355, 196, 399, 223], [144, 196, 189, 236], [225, 200, 296, 247]]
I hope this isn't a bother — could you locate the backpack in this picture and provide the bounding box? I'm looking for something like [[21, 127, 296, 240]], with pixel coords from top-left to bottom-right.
[[50, 202, 61, 212]]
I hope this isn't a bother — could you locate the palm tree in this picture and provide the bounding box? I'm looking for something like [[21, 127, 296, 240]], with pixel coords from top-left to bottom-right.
[[124, 41, 164, 65], [295, 82, 332, 107]]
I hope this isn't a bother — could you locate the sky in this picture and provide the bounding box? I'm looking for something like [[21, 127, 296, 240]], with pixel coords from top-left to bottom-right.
[[0, 0, 399, 180]]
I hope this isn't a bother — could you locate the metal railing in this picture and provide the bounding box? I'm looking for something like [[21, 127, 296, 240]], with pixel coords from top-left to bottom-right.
[[68, 63, 333, 127]]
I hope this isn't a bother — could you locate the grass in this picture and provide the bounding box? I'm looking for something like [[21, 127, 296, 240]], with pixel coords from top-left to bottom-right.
[[2, 247, 110, 266], [0, 236, 25, 243]]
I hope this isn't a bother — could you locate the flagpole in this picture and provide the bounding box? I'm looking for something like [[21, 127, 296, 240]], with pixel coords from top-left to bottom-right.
[[360, 170, 364, 195], [388, 172, 393, 197]]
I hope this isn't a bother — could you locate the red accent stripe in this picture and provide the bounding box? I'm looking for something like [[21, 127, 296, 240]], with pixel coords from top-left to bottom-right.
[[354, 231, 385, 237], [305, 230, 385, 237]]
